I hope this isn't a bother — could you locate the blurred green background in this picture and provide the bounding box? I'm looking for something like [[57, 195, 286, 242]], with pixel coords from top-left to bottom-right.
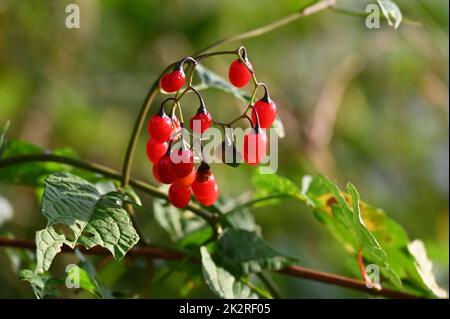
[[0, 0, 448, 298]]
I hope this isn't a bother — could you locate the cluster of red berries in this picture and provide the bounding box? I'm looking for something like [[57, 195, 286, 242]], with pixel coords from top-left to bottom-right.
[[147, 48, 277, 208]]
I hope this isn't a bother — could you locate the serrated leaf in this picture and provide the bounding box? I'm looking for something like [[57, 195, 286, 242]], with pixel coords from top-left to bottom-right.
[[200, 247, 258, 299], [35, 172, 139, 273], [19, 269, 61, 299], [215, 229, 297, 276], [195, 65, 251, 102], [407, 240, 448, 298], [377, 0, 402, 29]]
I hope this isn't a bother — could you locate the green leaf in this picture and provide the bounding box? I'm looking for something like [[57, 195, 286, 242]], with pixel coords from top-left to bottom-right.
[[19, 269, 61, 299], [154, 198, 205, 242], [0, 139, 102, 186], [195, 65, 250, 102], [252, 172, 303, 207], [35, 172, 139, 273], [67, 255, 114, 299], [200, 247, 258, 299], [221, 207, 261, 234], [377, 0, 402, 29], [215, 229, 297, 276], [249, 172, 445, 296]]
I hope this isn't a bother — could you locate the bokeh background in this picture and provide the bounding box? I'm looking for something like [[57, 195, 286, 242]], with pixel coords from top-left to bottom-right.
[[0, 0, 448, 298]]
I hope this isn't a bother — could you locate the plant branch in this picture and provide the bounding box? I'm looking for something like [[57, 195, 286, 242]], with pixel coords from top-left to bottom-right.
[[0, 236, 420, 299], [0, 154, 215, 224]]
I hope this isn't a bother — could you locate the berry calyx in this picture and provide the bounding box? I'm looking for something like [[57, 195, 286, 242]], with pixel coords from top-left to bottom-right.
[[146, 139, 168, 164], [228, 59, 252, 88], [171, 148, 194, 178], [156, 154, 177, 184], [160, 66, 185, 93], [243, 128, 268, 165], [195, 183, 218, 207], [251, 86, 277, 129], [148, 109, 172, 143], [190, 106, 212, 134], [192, 163, 217, 199], [175, 168, 196, 187], [168, 184, 191, 208]]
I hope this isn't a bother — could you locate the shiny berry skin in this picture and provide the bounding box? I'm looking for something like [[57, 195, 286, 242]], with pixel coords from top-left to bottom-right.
[[156, 154, 177, 184], [195, 183, 219, 206], [171, 148, 194, 178], [168, 184, 191, 208], [190, 111, 212, 134], [152, 165, 161, 183], [192, 174, 216, 199], [175, 168, 196, 187], [148, 113, 172, 143], [160, 68, 185, 93], [251, 99, 277, 129], [146, 139, 168, 164], [228, 59, 252, 88], [243, 129, 268, 165]]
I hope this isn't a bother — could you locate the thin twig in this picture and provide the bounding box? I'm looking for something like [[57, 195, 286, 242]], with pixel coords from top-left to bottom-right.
[[0, 237, 420, 299]]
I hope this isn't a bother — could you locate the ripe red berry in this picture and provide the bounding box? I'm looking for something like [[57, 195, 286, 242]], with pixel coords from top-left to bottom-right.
[[160, 67, 185, 93], [152, 165, 161, 183], [243, 129, 268, 165], [190, 109, 212, 134], [195, 183, 218, 207], [171, 148, 194, 178], [168, 184, 191, 208], [148, 112, 172, 143], [156, 154, 177, 184], [251, 99, 277, 129], [192, 164, 217, 199], [146, 139, 168, 164], [228, 59, 252, 88], [175, 168, 196, 187]]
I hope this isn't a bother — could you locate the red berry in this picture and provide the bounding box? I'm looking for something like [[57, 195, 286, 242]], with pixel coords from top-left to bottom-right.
[[175, 168, 196, 187], [190, 111, 212, 134], [148, 113, 172, 143], [228, 59, 252, 88], [171, 148, 194, 178], [168, 184, 191, 208], [160, 68, 185, 93], [251, 99, 277, 129], [146, 139, 168, 164], [156, 154, 177, 184], [152, 165, 161, 183], [192, 174, 216, 199], [243, 129, 268, 165], [195, 183, 219, 206]]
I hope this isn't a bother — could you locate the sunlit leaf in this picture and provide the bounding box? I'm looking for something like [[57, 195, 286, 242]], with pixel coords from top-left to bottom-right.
[[200, 246, 258, 299], [35, 172, 139, 273]]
